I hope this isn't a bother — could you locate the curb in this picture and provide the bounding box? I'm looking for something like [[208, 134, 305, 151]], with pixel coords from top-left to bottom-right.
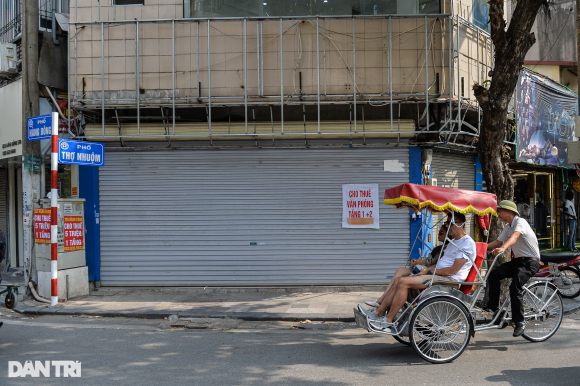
[[13, 305, 356, 322], [13, 303, 580, 322]]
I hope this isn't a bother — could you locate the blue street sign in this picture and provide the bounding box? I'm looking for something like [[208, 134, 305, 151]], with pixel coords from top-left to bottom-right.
[[58, 139, 105, 167], [27, 114, 53, 141]]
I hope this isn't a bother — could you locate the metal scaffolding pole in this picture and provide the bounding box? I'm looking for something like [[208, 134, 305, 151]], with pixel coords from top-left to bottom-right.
[[477, 28, 480, 135], [207, 20, 212, 137], [389, 17, 393, 132], [197, 22, 200, 99], [280, 18, 284, 134], [136, 21, 140, 135], [352, 18, 356, 133], [101, 22, 104, 136], [172, 20, 176, 135], [323, 18, 326, 96], [257, 21, 260, 97], [244, 19, 248, 134], [425, 16, 429, 132], [447, 16, 452, 134], [316, 17, 320, 134]]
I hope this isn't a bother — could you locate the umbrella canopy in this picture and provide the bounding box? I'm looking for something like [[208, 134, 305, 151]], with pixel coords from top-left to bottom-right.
[[384, 183, 497, 216]]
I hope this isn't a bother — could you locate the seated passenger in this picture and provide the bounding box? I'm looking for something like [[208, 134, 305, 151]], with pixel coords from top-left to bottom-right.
[[365, 222, 449, 308], [359, 212, 476, 329]]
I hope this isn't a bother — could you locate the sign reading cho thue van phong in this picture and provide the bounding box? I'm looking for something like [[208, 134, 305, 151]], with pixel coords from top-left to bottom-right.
[[58, 139, 105, 167]]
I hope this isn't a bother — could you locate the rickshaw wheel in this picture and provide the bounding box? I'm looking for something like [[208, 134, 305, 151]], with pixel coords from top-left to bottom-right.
[[522, 281, 563, 342], [4, 292, 17, 309], [557, 268, 580, 299], [409, 297, 471, 364], [393, 334, 411, 346]]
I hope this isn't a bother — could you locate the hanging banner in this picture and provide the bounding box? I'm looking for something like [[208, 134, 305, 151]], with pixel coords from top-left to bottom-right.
[[342, 184, 380, 229], [34, 208, 52, 244], [516, 69, 578, 167], [63, 216, 84, 252]]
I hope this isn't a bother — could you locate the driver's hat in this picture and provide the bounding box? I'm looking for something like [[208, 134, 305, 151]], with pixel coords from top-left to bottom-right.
[[497, 200, 519, 216]]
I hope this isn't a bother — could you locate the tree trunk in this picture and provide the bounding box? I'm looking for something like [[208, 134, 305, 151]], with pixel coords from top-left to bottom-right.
[[473, 0, 549, 306]]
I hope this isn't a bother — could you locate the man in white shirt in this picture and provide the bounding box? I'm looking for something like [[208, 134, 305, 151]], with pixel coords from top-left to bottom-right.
[[486, 200, 541, 337], [359, 212, 476, 329], [564, 190, 577, 251]]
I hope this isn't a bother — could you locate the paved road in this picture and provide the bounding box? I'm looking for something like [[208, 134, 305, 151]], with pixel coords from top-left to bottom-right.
[[0, 312, 578, 385]]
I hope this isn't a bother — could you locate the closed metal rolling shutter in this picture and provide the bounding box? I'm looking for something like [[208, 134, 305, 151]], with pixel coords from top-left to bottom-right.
[[0, 168, 7, 236], [432, 151, 476, 236], [99, 149, 410, 285]]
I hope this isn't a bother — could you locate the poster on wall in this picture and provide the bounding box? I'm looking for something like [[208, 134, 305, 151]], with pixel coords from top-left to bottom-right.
[[33, 208, 51, 244], [63, 216, 84, 252], [342, 184, 380, 229], [516, 69, 578, 167]]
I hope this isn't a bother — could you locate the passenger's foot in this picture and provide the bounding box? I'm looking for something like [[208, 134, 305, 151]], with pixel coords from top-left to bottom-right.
[[365, 299, 380, 308], [368, 314, 395, 329], [357, 304, 377, 318], [513, 322, 526, 337]]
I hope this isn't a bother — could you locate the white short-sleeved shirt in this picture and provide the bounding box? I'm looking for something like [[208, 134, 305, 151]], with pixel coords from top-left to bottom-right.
[[435, 235, 476, 282], [565, 200, 576, 218], [498, 216, 540, 260]]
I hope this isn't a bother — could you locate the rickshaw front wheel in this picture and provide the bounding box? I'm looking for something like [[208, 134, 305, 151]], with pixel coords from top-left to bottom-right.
[[409, 297, 471, 364]]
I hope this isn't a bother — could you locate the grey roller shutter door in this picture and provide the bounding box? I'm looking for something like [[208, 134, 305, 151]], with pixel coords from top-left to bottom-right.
[[432, 151, 476, 237], [99, 149, 410, 285], [0, 169, 7, 236]]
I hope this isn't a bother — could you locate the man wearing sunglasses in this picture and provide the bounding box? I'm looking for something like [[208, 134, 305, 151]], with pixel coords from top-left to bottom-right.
[[358, 212, 475, 330], [485, 200, 541, 337]]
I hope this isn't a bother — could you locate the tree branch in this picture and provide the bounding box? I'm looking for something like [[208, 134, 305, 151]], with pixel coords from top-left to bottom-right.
[[488, 0, 507, 54]]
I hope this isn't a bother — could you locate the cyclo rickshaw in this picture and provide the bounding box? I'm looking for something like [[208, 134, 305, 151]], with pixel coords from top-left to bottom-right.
[[354, 183, 564, 364]]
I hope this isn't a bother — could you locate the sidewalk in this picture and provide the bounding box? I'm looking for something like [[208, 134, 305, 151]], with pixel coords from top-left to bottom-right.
[[13, 286, 580, 322]]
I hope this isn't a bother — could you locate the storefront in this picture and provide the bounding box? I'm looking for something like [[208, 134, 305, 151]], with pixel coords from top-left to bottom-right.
[[97, 148, 411, 286], [511, 168, 556, 250]]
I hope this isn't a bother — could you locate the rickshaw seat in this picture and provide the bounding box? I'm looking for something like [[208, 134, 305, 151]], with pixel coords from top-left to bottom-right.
[[459, 242, 487, 294]]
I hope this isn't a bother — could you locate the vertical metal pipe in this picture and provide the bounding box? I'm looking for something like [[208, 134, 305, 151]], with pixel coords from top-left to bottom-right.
[[101, 21, 104, 136], [244, 19, 248, 134], [257, 21, 260, 97], [456, 15, 460, 127], [197, 22, 200, 100], [261, 21, 264, 96], [172, 20, 176, 135], [448, 16, 452, 132], [425, 16, 429, 132], [280, 18, 284, 134], [207, 20, 211, 137], [323, 18, 326, 95], [67, 16, 70, 134], [136, 21, 140, 135], [477, 28, 480, 135], [352, 18, 356, 133], [316, 17, 320, 134], [74, 24, 77, 101], [389, 17, 393, 132]]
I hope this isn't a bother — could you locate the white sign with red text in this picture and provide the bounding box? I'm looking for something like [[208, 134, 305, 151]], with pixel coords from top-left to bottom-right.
[[342, 184, 380, 229]]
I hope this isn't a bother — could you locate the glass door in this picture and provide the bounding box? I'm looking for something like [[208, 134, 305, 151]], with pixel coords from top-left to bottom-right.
[[512, 170, 554, 250]]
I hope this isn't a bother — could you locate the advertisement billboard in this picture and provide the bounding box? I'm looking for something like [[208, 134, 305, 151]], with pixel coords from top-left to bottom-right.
[[516, 69, 578, 167]]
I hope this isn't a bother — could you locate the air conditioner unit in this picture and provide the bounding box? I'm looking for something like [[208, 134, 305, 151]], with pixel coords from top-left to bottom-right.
[[0, 43, 17, 77]]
